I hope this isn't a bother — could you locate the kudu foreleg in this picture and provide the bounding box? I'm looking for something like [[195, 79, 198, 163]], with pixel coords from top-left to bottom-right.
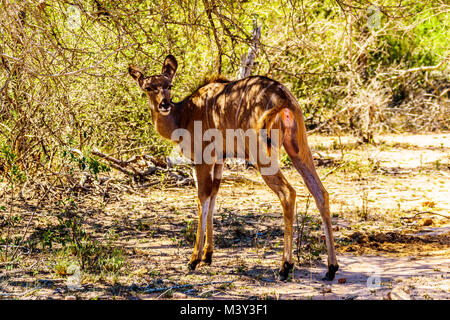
[[188, 164, 214, 270], [202, 163, 223, 265]]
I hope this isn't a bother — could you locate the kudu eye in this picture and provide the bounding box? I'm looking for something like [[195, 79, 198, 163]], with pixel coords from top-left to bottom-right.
[[146, 87, 159, 93]]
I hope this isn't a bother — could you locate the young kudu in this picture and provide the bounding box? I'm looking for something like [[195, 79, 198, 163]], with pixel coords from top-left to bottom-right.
[[129, 55, 339, 281]]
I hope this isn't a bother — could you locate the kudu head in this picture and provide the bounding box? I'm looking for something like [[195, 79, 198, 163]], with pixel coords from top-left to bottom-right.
[[128, 55, 178, 116]]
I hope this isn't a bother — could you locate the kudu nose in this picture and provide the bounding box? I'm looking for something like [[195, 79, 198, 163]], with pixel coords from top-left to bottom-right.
[[158, 100, 172, 115], [160, 101, 171, 109]]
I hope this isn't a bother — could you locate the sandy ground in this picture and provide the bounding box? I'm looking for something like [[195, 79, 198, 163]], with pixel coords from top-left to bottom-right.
[[0, 133, 449, 300]]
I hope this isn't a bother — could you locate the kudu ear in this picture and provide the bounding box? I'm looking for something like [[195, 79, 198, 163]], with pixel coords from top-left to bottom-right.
[[128, 65, 144, 83], [161, 55, 177, 82]]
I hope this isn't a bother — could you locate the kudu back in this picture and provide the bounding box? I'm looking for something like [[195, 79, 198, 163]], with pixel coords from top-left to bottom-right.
[[129, 55, 338, 281]]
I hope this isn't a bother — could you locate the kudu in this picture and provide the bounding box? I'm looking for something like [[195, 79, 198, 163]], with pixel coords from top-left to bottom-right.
[[129, 55, 339, 280]]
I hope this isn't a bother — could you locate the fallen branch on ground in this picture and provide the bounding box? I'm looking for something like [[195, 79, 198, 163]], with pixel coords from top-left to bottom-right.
[[400, 211, 450, 220], [143, 280, 234, 293], [91, 148, 194, 187], [91, 148, 157, 177]]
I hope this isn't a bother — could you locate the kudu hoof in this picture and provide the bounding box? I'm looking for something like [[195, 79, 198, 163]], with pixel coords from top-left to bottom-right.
[[278, 261, 294, 281], [322, 264, 339, 281], [202, 252, 213, 265], [187, 260, 200, 271]]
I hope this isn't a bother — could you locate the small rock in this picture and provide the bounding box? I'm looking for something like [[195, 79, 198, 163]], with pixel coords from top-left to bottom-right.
[[172, 292, 188, 299], [65, 295, 76, 300], [338, 278, 347, 284]]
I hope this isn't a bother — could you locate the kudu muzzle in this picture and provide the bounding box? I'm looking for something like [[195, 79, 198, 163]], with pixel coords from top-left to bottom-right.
[[158, 97, 172, 116]]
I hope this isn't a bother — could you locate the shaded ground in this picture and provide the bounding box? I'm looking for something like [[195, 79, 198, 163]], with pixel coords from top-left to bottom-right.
[[1, 133, 449, 300]]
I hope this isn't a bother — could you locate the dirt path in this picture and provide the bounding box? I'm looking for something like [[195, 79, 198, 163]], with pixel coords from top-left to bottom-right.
[[1, 133, 449, 300]]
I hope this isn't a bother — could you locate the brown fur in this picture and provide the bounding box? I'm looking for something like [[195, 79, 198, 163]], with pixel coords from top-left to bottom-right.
[[129, 56, 339, 281]]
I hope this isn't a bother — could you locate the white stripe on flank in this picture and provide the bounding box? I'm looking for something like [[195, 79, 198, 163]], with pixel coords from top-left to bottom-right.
[[235, 78, 253, 126]]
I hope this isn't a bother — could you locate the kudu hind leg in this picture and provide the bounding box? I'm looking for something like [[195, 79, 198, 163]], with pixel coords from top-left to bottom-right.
[[284, 134, 339, 280], [188, 164, 213, 270], [259, 169, 296, 280]]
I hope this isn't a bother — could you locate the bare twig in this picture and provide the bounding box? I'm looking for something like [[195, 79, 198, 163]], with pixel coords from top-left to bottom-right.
[[382, 57, 448, 81]]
